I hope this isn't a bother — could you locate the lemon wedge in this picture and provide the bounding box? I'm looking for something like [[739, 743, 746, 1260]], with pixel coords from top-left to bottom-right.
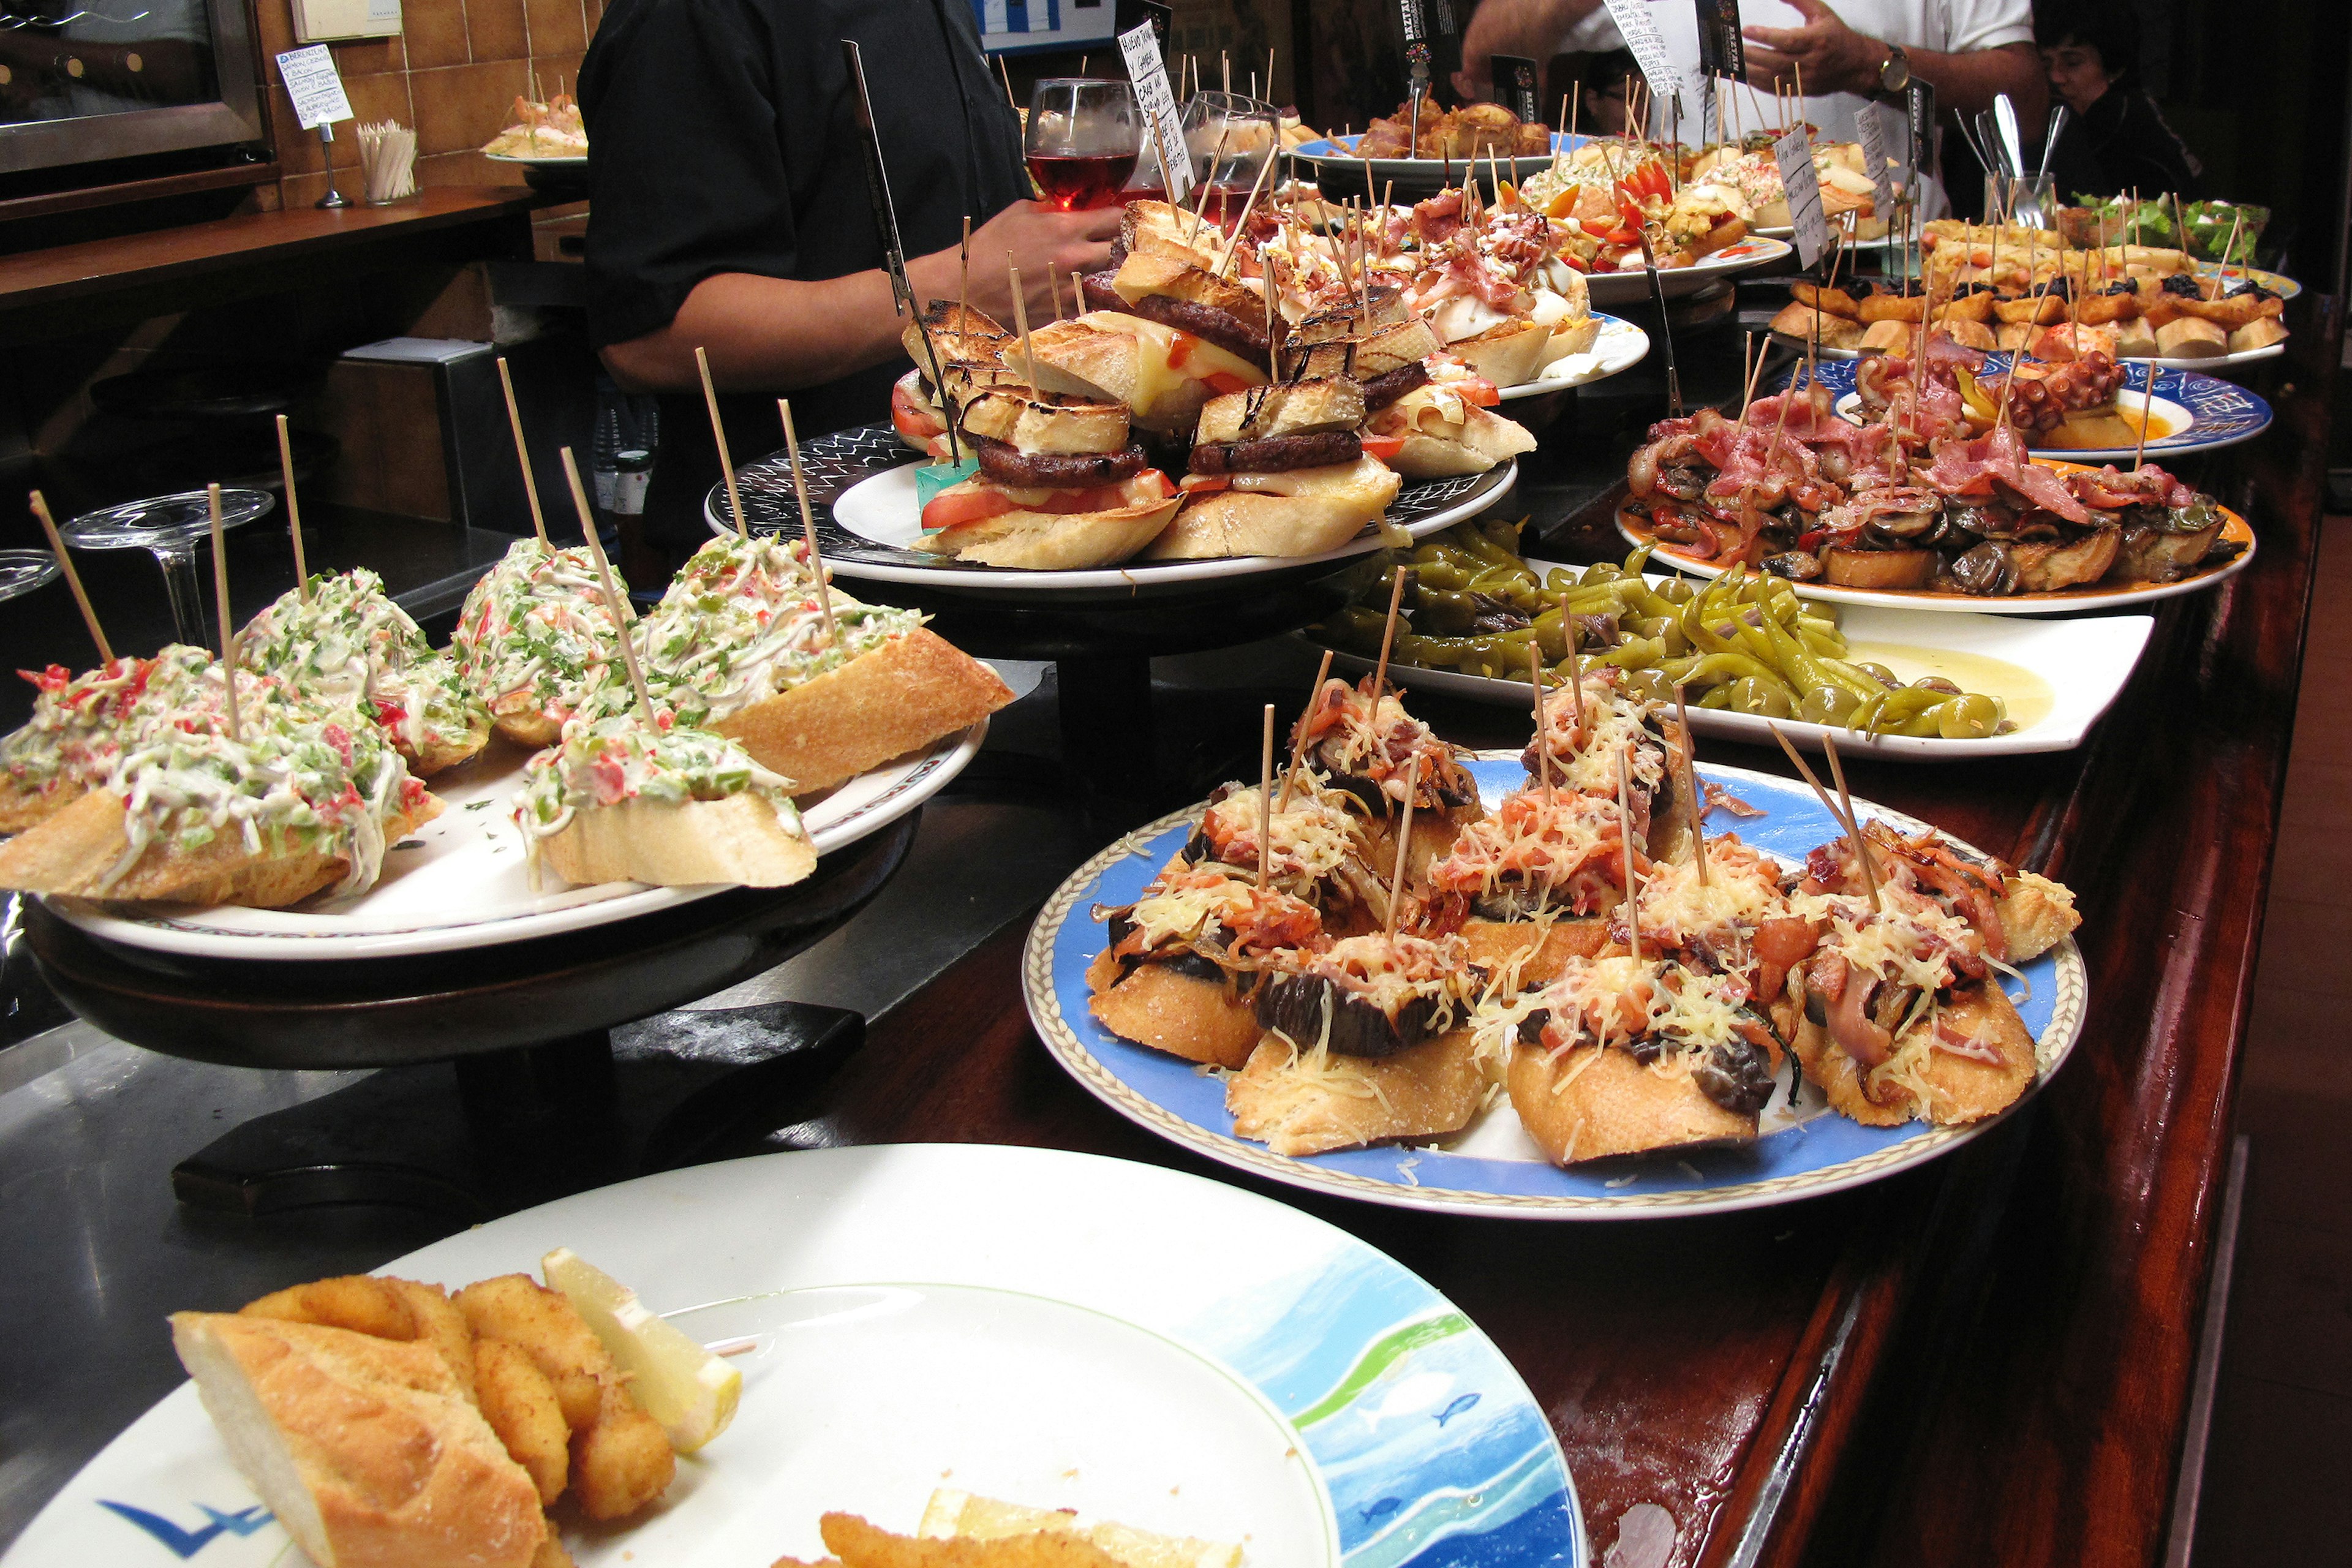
[[542, 1248, 741, 1453]]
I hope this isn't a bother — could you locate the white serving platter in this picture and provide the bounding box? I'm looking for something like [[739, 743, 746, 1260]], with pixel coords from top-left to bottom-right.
[[1497, 312, 1651, 399]]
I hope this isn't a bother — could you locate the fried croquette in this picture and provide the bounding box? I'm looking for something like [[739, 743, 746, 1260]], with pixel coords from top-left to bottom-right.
[[570, 1379, 676, 1520], [475, 1337, 570, 1505], [531, 1529, 577, 1567], [818, 1514, 1128, 1567], [454, 1274, 614, 1431], [241, 1275, 477, 1401]]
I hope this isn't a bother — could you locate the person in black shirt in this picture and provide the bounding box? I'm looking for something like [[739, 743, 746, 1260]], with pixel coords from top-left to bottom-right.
[[579, 0, 1123, 559], [2035, 0, 2201, 201]]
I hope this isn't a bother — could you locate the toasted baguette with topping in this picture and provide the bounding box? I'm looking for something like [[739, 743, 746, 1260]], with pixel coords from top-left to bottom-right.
[[1790, 980, 2037, 1128], [1087, 960, 1263, 1069], [1146, 455, 1400, 560], [1227, 1029, 1485, 1156], [1194, 378, 1364, 443], [538, 793, 816, 889], [709, 628, 1011, 795], [170, 1312, 548, 1568], [1108, 252, 1264, 320], [1507, 1038, 1757, 1164], [957, 387, 1131, 453]]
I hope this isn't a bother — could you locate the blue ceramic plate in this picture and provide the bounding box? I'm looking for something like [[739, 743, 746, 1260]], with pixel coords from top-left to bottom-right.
[[1025, 760, 2087, 1219], [2, 1145, 1588, 1566], [1792, 355, 2272, 463]]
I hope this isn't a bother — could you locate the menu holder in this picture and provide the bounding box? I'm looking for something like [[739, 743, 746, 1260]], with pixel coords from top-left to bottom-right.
[[1119, 19, 1192, 202], [1694, 0, 1746, 80], [1491, 53, 1541, 127], [1859, 102, 1899, 223]]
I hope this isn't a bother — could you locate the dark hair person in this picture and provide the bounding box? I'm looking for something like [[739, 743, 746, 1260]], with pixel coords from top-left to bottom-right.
[[2035, 0, 2201, 198]]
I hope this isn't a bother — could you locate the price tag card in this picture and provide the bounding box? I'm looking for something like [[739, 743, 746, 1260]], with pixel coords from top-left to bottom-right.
[[1602, 0, 1679, 97], [275, 45, 352, 131], [1773, 124, 1828, 266], [1904, 80, 1936, 187], [1694, 0, 1745, 80], [1858, 100, 1898, 216], [1490, 53, 1542, 126], [1119, 20, 1193, 202]]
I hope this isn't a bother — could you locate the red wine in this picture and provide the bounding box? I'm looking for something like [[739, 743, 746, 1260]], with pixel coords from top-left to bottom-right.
[[1197, 181, 1261, 232], [1029, 152, 1141, 211]]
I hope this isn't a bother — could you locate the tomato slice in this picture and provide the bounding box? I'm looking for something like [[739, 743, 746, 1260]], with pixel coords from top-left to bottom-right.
[[1167, 330, 1198, 368], [889, 380, 944, 442], [920, 486, 1016, 533], [1179, 473, 1233, 495], [1203, 370, 1256, 396], [1360, 434, 1408, 462]]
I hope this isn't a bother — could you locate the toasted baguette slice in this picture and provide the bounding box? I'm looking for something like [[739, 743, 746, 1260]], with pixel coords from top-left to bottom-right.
[[538, 792, 816, 889], [913, 489, 1183, 570], [0, 786, 440, 907], [1998, 871, 2079, 962], [1087, 960, 1262, 1069], [1109, 251, 1263, 320], [1540, 312, 1603, 364], [1371, 388, 1537, 478], [1790, 981, 2036, 1127], [1227, 1030, 1485, 1156], [1458, 917, 1611, 989], [1119, 200, 1224, 270], [1289, 285, 1411, 341], [903, 301, 1011, 375], [919, 1489, 1243, 1568], [1145, 456, 1400, 560], [0, 775, 76, 835], [1025, 314, 1268, 432], [957, 386, 1130, 453], [710, 628, 1012, 794], [1507, 1039, 1757, 1164], [170, 1312, 548, 1568], [1194, 377, 1363, 443], [1444, 318, 1551, 388]]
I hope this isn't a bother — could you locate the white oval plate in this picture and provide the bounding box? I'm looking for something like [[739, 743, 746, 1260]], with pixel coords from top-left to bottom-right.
[[1584, 234, 1793, 306], [813, 462, 1516, 592], [1498, 312, 1651, 400], [1028, 761, 2086, 1218], [1307, 564, 2155, 760], [1, 1145, 1588, 1567], [1617, 495, 2256, 614], [47, 722, 987, 962]]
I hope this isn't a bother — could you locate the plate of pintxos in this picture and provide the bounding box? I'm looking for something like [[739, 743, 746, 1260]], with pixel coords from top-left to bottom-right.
[[1028, 677, 2087, 1217]]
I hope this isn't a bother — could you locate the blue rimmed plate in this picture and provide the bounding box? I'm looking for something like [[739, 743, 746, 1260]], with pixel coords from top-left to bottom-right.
[[1025, 760, 2087, 1219], [2, 1144, 1586, 1567], [1795, 355, 2272, 462]]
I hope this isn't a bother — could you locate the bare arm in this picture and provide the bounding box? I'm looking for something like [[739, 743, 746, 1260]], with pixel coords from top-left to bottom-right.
[[1742, 0, 2046, 124], [600, 200, 1123, 394], [1452, 0, 1606, 100]]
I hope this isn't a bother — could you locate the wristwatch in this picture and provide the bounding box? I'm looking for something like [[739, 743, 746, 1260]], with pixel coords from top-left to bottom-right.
[[1878, 44, 1911, 96]]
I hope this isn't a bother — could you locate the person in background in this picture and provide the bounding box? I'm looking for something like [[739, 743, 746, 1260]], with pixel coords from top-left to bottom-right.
[[2037, 0, 2200, 199], [1575, 48, 1638, 137], [580, 0, 1121, 564]]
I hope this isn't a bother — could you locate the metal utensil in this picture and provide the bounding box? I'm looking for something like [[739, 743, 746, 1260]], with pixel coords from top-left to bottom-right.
[[2037, 104, 2068, 181], [1994, 94, 2025, 179], [1973, 110, 2007, 175]]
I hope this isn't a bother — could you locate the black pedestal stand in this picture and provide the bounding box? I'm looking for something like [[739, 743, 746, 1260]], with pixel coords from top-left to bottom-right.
[[26, 813, 919, 1221]]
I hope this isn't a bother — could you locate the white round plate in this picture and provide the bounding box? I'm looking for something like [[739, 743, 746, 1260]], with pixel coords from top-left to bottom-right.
[[1616, 494, 2256, 614], [484, 149, 587, 167], [1498, 313, 1650, 399], [1583, 234, 1792, 305], [1773, 328, 2288, 373], [1028, 760, 2087, 1218], [1306, 564, 2156, 760], [48, 722, 987, 962], [2, 1144, 1588, 1567], [1799, 356, 2273, 462], [1291, 132, 1581, 184], [719, 426, 1517, 595]]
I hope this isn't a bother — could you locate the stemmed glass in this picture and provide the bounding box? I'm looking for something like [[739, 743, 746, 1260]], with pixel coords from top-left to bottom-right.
[[1181, 91, 1278, 230], [58, 489, 275, 647], [1025, 79, 1142, 211], [0, 550, 59, 607]]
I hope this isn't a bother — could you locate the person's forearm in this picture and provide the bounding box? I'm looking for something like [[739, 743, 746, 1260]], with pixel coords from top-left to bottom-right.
[[1907, 41, 2045, 124]]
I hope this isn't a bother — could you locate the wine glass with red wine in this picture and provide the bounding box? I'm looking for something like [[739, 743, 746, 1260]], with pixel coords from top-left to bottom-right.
[[1180, 91, 1278, 232], [1025, 79, 1141, 211]]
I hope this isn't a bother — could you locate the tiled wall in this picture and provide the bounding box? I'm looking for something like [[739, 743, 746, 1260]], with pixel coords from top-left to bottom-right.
[[251, 0, 606, 209]]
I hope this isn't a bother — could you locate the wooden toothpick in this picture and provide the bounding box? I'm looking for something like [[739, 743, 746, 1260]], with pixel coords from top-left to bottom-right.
[[1370, 566, 1411, 705], [1384, 763, 1419, 935], [206, 483, 241, 742], [1257, 703, 1276, 889], [1769, 724, 1879, 912], [1009, 262, 1038, 393], [1820, 733, 1882, 911], [1563, 600, 1585, 732], [777, 399, 839, 647], [1675, 684, 1707, 886], [2133, 361, 2155, 472], [1616, 748, 1641, 965], [28, 489, 110, 665], [1529, 640, 1553, 804], [273, 413, 312, 600], [561, 447, 656, 728], [1276, 649, 1333, 812], [696, 347, 748, 538], [496, 357, 547, 545]]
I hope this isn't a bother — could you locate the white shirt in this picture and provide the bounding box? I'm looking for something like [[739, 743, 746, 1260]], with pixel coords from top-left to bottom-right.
[[1562, 0, 2032, 146]]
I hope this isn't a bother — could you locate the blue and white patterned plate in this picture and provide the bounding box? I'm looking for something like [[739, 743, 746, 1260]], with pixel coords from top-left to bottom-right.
[[1793, 355, 2272, 462], [2, 1145, 1586, 1567], [1026, 760, 2086, 1219]]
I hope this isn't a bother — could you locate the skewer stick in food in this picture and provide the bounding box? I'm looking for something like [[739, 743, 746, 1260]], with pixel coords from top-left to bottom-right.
[[1191, 129, 1232, 233], [494, 358, 548, 545], [1820, 733, 1882, 909], [560, 447, 657, 728], [1769, 725, 1880, 911], [1008, 262, 1038, 392], [1384, 764, 1418, 935], [1276, 649, 1333, 812], [1674, 684, 1707, 886], [959, 215, 972, 325], [28, 489, 111, 664], [1616, 749, 1640, 966], [1529, 641, 1553, 804], [696, 347, 749, 538], [777, 399, 839, 647], [1257, 703, 1276, 889], [1216, 151, 1277, 278], [206, 483, 241, 742], [274, 413, 312, 598], [1733, 332, 1768, 437], [2132, 361, 2154, 473], [1144, 115, 1183, 239], [1562, 601, 1584, 731], [1370, 566, 1411, 705]]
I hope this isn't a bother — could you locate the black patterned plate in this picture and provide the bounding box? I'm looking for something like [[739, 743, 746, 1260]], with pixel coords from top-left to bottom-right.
[[705, 424, 1517, 602]]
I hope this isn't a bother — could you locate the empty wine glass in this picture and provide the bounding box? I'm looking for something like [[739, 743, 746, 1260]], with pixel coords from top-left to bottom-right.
[[1181, 90, 1278, 230], [58, 489, 275, 646], [1025, 79, 1142, 211], [0, 550, 59, 606]]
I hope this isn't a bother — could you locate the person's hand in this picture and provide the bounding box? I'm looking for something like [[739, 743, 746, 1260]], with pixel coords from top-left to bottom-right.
[[1452, 0, 1595, 102], [956, 201, 1123, 322], [1743, 0, 1883, 99]]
